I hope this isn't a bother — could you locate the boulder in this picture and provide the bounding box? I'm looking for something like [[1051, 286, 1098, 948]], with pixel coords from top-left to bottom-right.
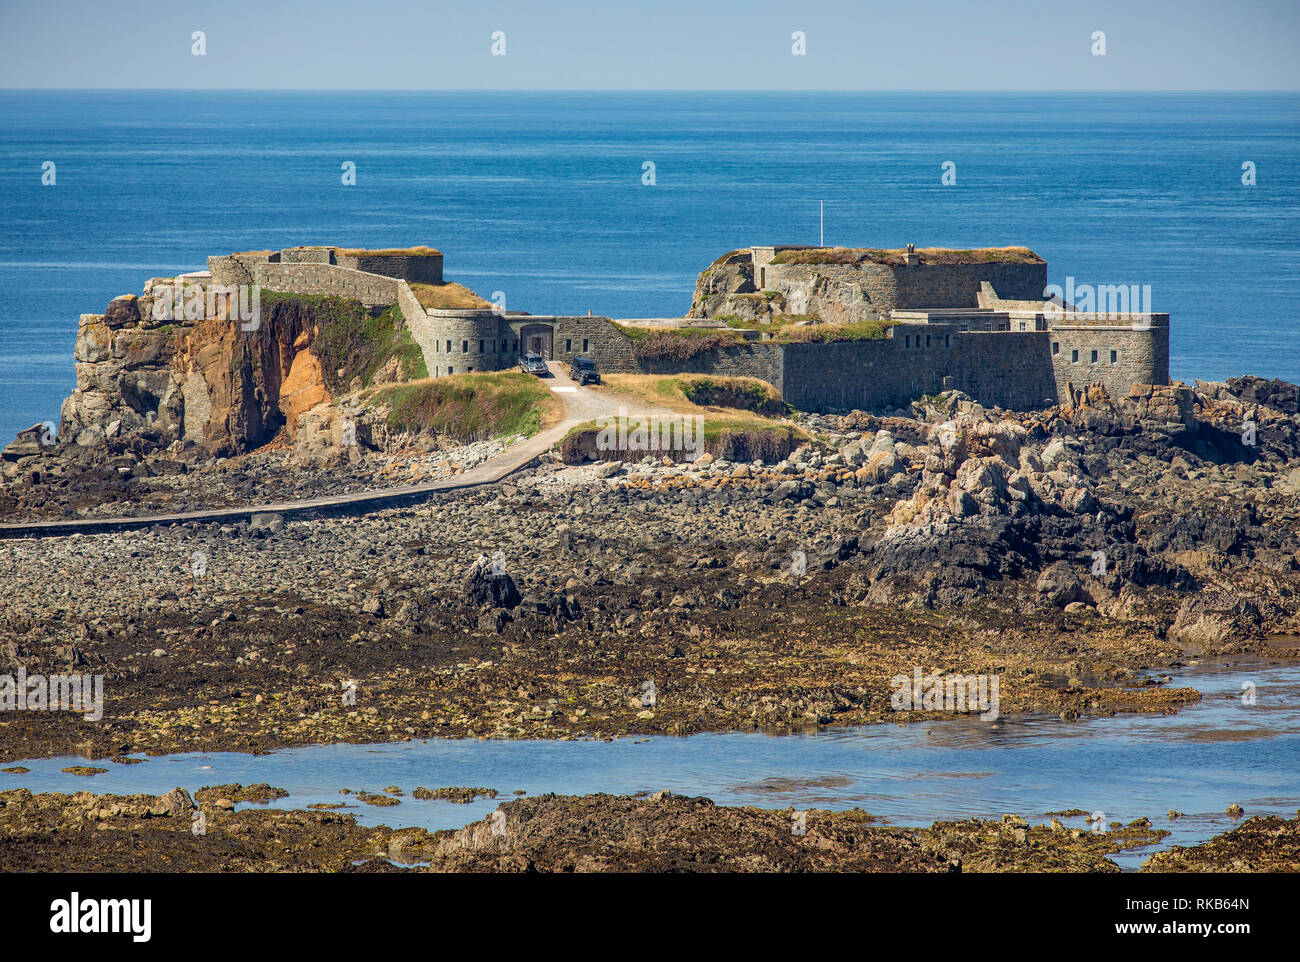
[[103, 294, 141, 330], [148, 787, 196, 817], [292, 404, 369, 468], [1, 423, 55, 462], [463, 555, 522, 610], [248, 512, 285, 536], [1036, 562, 1085, 607]]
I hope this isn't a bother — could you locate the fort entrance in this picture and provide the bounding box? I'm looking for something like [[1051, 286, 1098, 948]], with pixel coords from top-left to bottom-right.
[[520, 323, 553, 359]]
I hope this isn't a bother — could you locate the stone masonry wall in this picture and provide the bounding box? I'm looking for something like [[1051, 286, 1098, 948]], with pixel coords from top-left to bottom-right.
[[396, 282, 439, 367], [637, 342, 784, 391], [280, 247, 334, 264], [424, 310, 503, 375], [780, 335, 962, 412], [779, 329, 1082, 413], [255, 263, 402, 308], [947, 332, 1059, 410], [1049, 318, 1170, 400], [892, 262, 1047, 309], [544, 318, 640, 372], [336, 253, 443, 285], [760, 260, 1047, 321]]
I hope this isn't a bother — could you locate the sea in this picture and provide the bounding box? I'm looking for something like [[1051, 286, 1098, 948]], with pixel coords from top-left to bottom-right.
[[1, 91, 1298, 446]]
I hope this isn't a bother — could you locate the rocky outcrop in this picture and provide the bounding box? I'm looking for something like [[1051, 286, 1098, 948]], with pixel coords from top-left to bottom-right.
[[687, 250, 769, 320], [291, 403, 375, 468], [27, 275, 428, 483], [463, 554, 522, 610]]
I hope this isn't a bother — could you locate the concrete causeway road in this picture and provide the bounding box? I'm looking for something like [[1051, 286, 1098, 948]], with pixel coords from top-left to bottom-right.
[[0, 364, 678, 540]]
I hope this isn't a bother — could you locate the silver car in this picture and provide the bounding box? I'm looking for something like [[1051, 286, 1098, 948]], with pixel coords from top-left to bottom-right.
[[518, 353, 549, 376]]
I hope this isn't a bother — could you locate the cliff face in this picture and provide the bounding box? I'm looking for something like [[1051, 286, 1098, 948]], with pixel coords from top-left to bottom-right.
[[60, 283, 325, 457], [54, 279, 419, 462], [62, 292, 181, 447]]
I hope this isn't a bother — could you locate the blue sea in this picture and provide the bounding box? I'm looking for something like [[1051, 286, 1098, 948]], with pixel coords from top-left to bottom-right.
[[1, 91, 1298, 446]]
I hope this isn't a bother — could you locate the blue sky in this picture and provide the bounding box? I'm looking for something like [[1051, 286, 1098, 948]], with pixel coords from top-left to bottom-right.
[[1, 0, 1297, 90]]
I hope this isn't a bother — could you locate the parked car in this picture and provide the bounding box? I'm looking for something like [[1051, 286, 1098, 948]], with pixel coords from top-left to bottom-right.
[[569, 356, 601, 384], [518, 352, 549, 376]]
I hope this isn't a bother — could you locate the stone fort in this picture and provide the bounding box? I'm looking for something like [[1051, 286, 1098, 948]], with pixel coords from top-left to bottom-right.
[[205, 243, 1169, 413]]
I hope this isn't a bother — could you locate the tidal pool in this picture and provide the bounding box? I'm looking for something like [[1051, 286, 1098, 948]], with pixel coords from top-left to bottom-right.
[[5, 658, 1298, 870]]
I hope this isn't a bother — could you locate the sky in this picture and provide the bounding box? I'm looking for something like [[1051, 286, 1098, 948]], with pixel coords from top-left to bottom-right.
[[0, 0, 1297, 90]]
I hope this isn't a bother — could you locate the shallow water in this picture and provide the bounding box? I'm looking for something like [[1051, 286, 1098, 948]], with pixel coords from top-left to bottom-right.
[[5, 658, 1298, 870]]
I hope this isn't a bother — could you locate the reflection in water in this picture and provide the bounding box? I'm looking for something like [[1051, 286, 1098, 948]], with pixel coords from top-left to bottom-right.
[[3, 659, 1298, 870]]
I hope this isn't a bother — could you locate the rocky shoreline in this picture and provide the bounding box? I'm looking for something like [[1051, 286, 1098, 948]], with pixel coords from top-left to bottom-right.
[[2, 284, 1299, 875], [3, 785, 1296, 872], [2, 376, 1299, 763]]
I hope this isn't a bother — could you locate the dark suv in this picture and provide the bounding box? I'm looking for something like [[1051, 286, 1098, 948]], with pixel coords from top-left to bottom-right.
[[569, 356, 600, 384]]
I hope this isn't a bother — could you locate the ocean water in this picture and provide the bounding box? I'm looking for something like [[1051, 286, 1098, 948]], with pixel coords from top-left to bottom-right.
[[1, 91, 1298, 446]]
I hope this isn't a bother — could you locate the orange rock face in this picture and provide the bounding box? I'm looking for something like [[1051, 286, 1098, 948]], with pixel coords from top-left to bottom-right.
[[279, 347, 330, 440]]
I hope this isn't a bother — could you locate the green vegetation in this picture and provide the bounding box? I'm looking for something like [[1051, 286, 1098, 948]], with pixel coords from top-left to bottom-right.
[[770, 246, 1043, 267], [370, 372, 555, 442], [261, 291, 427, 393], [679, 376, 789, 416], [560, 416, 801, 464], [720, 314, 819, 331], [691, 313, 896, 344], [635, 374, 789, 417], [770, 319, 898, 344], [614, 326, 747, 361], [409, 281, 492, 310], [705, 248, 750, 269]]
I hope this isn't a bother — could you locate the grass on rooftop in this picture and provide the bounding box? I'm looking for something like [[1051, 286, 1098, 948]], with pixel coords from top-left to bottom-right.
[[409, 281, 493, 311], [335, 246, 442, 257], [770, 246, 1043, 267]]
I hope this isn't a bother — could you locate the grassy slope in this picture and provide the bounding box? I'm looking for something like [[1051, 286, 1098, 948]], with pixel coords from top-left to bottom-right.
[[369, 372, 559, 442], [561, 373, 803, 460]]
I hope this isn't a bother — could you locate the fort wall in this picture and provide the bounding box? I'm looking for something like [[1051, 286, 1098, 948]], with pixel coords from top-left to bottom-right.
[[1048, 316, 1170, 401], [255, 263, 402, 308], [761, 260, 1048, 320], [200, 244, 1169, 415], [425, 309, 504, 375], [637, 342, 785, 391], [336, 253, 443, 285]]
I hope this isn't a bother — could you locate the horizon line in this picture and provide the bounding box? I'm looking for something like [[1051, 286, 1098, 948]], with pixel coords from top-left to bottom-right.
[[2, 87, 1299, 95]]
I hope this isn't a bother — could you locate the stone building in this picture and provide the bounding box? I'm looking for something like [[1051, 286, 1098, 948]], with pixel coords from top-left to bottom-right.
[[204, 243, 1169, 414]]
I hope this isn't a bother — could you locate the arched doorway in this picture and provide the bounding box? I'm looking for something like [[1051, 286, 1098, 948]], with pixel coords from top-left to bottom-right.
[[520, 323, 553, 359]]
